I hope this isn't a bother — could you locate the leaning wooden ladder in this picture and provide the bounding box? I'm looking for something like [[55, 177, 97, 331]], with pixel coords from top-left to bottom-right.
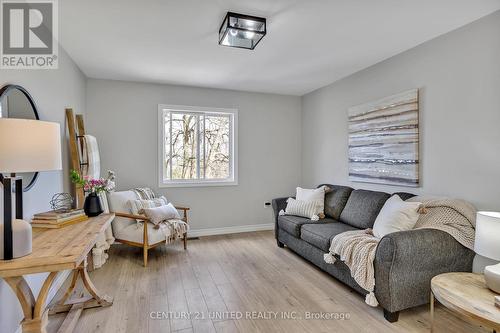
[[66, 108, 86, 209], [66, 108, 99, 270]]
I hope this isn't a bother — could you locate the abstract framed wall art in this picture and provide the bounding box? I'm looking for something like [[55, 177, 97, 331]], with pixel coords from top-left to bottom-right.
[[348, 89, 419, 187]]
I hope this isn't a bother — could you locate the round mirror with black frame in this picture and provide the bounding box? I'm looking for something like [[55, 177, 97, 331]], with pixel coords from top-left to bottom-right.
[[0, 84, 40, 191]]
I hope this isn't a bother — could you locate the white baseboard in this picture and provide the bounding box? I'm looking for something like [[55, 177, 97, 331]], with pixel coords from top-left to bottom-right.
[[188, 223, 274, 238]]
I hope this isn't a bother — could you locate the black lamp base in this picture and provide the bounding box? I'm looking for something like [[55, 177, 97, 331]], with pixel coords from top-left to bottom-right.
[[2, 175, 23, 260]]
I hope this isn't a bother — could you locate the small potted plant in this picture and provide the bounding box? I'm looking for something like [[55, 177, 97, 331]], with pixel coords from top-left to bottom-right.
[[70, 170, 116, 217]]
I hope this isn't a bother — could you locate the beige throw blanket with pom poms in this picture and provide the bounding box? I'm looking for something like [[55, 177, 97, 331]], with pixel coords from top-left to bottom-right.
[[324, 229, 380, 306], [324, 196, 476, 307]]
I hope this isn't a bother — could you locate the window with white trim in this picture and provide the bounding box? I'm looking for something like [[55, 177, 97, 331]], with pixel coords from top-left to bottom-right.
[[158, 105, 238, 187]]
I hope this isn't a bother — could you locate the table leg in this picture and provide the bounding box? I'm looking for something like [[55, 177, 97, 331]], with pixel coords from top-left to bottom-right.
[[79, 258, 113, 306], [430, 291, 435, 333], [5, 272, 62, 333], [50, 261, 113, 314]]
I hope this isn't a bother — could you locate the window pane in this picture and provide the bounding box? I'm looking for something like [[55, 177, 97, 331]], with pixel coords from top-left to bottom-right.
[[169, 113, 198, 180], [164, 113, 171, 180], [204, 115, 230, 179]]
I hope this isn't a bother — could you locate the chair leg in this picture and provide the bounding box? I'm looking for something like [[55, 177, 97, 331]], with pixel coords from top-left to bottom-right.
[[143, 220, 149, 267], [183, 233, 187, 250], [143, 246, 148, 267]]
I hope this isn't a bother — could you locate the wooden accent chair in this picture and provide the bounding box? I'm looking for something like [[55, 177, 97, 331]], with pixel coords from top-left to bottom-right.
[[107, 191, 189, 266]]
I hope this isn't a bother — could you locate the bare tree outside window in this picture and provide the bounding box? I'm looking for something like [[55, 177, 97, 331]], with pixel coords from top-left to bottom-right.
[[204, 115, 230, 179], [160, 106, 236, 186]]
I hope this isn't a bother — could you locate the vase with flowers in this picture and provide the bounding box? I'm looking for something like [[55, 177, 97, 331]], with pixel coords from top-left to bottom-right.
[[70, 170, 116, 217]]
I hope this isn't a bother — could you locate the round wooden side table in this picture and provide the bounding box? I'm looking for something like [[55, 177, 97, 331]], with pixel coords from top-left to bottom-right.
[[431, 272, 500, 332]]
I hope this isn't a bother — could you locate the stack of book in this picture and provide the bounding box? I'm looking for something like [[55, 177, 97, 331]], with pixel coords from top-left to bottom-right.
[[31, 209, 88, 229]]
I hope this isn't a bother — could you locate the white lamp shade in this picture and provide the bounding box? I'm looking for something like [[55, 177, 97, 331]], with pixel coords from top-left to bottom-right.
[[0, 118, 62, 173], [474, 211, 500, 261]]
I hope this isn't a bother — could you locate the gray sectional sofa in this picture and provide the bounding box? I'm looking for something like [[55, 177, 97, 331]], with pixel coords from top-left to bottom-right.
[[272, 184, 475, 322]]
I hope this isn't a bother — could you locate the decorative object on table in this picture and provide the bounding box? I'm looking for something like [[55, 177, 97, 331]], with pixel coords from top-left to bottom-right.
[[32, 208, 84, 220], [83, 193, 103, 217], [474, 211, 500, 293], [31, 209, 87, 229], [348, 89, 419, 187], [430, 273, 500, 332], [49, 193, 74, 211], [70, 170, 116, 217], [0, 118, 62, 260], [0, 84, 41, 191]]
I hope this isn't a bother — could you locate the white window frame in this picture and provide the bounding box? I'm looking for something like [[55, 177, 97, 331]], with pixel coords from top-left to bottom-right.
[[158, 104, 238, 187]]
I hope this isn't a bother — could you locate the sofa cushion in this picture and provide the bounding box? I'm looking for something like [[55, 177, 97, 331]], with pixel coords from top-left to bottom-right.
[[301, 222, 358, 252], [339, 189, 390, 229], [278, 215, 318, 238], [320, 184, 354, 220]]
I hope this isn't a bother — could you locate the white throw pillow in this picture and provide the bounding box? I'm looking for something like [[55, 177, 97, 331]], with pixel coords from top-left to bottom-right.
[[296, 186, 328, 216], [143, 203, 181, 225], [373, 195, 421, 238], [129, 196, 168, 223], [281, 198, 320, 221]]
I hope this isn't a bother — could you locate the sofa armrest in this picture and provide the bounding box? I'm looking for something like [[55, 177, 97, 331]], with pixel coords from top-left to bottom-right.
[[374, 228, 474, 312], [271, 197, 289, 239]]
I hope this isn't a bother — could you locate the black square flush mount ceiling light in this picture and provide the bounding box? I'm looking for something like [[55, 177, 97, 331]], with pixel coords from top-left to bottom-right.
[[218, 12, 266, 50]]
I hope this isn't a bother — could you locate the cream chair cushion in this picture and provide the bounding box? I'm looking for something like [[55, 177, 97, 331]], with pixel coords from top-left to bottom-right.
[[116, 223, 166, 245]]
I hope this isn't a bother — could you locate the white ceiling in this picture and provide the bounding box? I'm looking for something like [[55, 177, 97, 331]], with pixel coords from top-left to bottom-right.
[[60, 1, 500, 96]]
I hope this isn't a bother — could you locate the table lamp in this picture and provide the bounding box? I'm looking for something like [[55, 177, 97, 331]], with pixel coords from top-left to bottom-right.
[[474, 211, 500, 293], [0, 118, 62, 260]]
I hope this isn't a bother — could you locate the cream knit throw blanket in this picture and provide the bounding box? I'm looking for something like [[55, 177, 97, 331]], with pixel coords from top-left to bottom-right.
[[158, 219, 189, 245], [324, 196, 476, 307]]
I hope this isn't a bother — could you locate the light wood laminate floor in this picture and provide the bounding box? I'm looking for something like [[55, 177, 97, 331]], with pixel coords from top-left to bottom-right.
[[47, 231, 489, 333]]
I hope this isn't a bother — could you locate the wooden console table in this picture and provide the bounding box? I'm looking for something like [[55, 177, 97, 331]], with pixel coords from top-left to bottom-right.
[[431, 272, 500, 332], [0, 213, 115, 333]]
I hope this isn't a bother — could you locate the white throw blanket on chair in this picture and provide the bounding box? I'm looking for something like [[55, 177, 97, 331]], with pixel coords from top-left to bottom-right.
[[324, 196, 476, 307]]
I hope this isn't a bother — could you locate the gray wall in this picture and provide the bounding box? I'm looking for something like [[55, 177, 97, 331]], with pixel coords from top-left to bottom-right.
[[301, 11, 500, 210], [0, 49, 87, 333], [85, 79, 302, 232]]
